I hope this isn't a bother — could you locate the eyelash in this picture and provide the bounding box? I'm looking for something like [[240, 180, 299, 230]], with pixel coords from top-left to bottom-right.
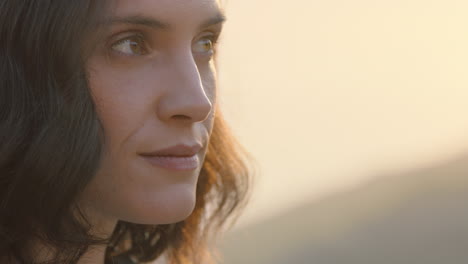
[[108, 31, 221, 57], [204, 33, 221, 46], [196, 33, 221, 55]]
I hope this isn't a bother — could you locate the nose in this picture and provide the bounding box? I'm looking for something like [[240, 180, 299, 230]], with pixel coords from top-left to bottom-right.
[[157, 53, 213, 123]]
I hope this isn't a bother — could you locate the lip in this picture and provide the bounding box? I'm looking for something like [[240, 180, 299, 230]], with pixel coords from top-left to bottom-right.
[[139, 144, 203, 171]]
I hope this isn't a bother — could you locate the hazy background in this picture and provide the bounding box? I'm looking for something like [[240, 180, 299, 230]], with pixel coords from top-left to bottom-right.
[[215, 0, 468, 263]]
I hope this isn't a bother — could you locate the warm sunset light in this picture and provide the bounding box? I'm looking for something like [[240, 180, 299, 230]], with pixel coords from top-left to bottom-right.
[[218, 0, 468, 263], [219, 0, 468, 225]]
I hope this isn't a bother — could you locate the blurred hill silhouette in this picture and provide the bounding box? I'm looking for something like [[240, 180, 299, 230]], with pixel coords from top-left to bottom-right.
[[219, 153, 468, 264]]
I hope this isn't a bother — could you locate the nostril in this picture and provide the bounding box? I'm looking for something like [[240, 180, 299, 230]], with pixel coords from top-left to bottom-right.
[[172, 114, 191, 120]]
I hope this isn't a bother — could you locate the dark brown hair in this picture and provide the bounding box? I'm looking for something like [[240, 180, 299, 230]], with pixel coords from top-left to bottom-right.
[[0, 1, 251, 263]]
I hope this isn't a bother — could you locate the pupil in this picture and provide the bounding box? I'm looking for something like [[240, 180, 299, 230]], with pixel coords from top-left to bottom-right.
[[130, 41, 140, 53], [204, 40, 212, 51]]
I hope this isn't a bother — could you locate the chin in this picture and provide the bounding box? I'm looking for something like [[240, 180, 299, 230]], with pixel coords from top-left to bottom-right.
[[124, 184, 198, 225]]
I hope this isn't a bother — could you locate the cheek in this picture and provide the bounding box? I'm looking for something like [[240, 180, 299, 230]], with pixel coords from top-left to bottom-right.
[[198, 63, 217, 133], [87, 62, 158, 148], [200, 60, 217, 106]]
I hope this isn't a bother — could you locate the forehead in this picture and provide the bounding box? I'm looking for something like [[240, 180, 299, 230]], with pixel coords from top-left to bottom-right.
[[110, 0, 222, 24]]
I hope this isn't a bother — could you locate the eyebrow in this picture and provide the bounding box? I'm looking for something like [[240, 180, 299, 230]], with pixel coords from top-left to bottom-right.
[[101, 11, 226, 31]]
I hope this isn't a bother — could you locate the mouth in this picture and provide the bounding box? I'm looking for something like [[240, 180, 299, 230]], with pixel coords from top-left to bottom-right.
[[139, 144, 203, 171], [140, 154, 200, 171]]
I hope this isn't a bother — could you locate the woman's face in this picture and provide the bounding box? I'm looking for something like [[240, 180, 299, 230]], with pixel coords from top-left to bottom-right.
[[81, 0, 224, 227]]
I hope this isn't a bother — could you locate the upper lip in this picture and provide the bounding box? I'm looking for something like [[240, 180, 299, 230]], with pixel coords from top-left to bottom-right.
[[140, 143, 203, 157]]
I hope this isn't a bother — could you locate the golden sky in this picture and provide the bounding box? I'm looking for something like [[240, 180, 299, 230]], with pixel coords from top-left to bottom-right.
[[217, 0, 468, 226]]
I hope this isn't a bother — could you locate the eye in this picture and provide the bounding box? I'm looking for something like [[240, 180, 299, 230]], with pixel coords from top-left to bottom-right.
[[111, 35, 149, 56], [193, 36, 218, 56]]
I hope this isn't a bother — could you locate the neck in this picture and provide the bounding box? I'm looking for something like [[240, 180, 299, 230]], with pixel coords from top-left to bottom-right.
[[77, 214, 118, 264], [77, 204, 119, 264]]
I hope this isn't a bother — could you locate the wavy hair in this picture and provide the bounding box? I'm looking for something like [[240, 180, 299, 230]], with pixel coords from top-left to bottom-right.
[[0, 1, 252, 263]]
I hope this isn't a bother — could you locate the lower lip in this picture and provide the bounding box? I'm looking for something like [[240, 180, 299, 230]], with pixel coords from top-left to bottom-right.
[[141, 154, 200, 171]]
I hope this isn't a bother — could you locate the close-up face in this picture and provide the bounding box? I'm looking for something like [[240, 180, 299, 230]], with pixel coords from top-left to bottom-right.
[[80, 0, 224, 227]]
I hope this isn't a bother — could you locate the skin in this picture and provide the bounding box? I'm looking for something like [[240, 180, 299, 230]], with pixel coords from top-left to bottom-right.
[[73, 0, 225, 263]]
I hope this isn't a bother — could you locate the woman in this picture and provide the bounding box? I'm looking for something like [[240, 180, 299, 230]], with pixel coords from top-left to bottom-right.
[[0, 0, 251, 263]]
